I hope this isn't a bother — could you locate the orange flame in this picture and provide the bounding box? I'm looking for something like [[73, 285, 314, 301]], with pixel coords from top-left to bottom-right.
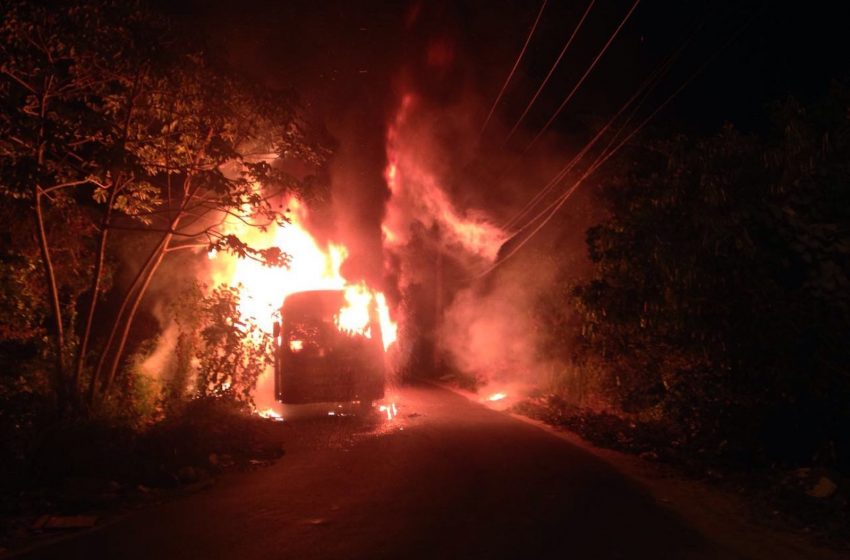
[[336, 283, 373, 337], [375, 293, 397, 351], [209, 195, 396, 350]]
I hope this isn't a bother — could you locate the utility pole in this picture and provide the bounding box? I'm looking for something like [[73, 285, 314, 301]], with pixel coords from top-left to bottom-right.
[[434, 238, 443, 373]]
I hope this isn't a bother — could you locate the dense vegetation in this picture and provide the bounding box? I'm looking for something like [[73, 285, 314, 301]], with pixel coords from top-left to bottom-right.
[[542, 88, 850, 474], [0, 0, 323, 415]]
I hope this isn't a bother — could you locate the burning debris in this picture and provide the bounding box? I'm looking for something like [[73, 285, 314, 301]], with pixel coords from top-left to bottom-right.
[[378, 402, 399, 421], [258, 408, 284, 421]]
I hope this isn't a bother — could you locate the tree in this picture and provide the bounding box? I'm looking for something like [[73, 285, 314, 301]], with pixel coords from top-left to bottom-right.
[[569, 89, 850, 467], [0, 0, 328, 413], [194, 285, 273, 406], [153, 282, 272, 410]]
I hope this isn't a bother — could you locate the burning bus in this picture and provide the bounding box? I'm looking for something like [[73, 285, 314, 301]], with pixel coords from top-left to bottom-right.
[[272, 289, 386, 410]]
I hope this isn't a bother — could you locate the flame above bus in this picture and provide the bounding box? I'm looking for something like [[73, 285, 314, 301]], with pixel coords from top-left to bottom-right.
[[208, 196, 397, 351]]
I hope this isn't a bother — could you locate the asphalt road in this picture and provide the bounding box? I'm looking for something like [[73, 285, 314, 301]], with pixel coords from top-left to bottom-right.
[[18, 384, 753, 559]]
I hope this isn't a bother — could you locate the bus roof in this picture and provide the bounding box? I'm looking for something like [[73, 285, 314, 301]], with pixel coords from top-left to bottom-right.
[[281, 289, 345, 320]]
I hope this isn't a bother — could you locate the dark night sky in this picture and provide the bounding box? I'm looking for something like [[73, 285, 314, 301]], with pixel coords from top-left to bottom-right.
[[173, 0, 849, 131]]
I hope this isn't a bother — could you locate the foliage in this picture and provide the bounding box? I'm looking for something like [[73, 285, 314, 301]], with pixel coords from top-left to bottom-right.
[[565, 88, 850, 470], [130, 282, 272, 409], [0, 189, 97, 383], [156, 282, 203, 413], [95, 338, 163, 427], [194, 285, 273, 406], [0, 0, 328, 412], [0, 251, 44, 344], [116, 281, 272, 413], [4, 395, 282, 493]]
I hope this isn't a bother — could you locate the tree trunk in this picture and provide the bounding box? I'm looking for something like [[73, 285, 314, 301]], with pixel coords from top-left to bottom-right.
[[87, 230, 167, 406], [34, 189, 67, 409], [78, 73, 142, 408], [73, 187, 117, 406], [101, 232, 171, 396], [33, 77, 67, 410], [91, 177, 202, 404]]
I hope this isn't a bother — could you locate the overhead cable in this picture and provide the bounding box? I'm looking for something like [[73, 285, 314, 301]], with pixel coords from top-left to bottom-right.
[[503, 0, 597, 145], [522, 0, 641, 154], [479, 0, 549, 137]]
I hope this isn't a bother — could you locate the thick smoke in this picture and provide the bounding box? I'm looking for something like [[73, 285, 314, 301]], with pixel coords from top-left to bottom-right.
[[381, 23, 601, 398]]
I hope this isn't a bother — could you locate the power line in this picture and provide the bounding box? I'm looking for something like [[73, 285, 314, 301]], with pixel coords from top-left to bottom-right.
[[481, 1, 638, 197], [479, 0, 549, 137], [507, 92, 643, 240], [503, 0, 596, 145], [500, 45, 680, 233], [522, 0, 641, 155], [473, 121, 633, 280]]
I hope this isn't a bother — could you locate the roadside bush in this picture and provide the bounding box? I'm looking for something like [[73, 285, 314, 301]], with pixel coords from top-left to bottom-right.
[[193, 285, 273, 405], [564, 88, 850, 471]]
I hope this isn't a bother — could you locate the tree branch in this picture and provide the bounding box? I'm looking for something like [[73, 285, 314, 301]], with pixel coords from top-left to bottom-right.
[[1, 69, 38, 94], [39, 179, 100, 194]]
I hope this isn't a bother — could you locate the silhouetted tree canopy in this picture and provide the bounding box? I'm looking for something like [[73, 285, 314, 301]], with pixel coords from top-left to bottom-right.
[[564, 87, 850, 469]]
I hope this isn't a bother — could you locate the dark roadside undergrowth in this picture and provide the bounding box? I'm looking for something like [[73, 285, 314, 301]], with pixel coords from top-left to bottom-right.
[[0, 398, 286, 554], [513, 395, 850, 551]]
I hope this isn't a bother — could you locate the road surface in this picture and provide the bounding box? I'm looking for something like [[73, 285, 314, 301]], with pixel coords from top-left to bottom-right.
[[13, 383, 819, 559]]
